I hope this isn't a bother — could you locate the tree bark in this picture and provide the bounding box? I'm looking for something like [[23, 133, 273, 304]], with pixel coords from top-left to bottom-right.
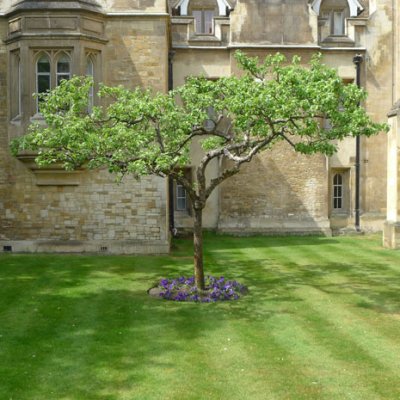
[[193, 206, 205, 290]]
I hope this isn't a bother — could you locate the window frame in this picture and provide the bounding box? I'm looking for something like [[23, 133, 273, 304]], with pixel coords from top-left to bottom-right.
[[320, 7, 348, 37], [330, 169, 350, 215], [176, 182, 188, 211], [192, 8, 215, 35]]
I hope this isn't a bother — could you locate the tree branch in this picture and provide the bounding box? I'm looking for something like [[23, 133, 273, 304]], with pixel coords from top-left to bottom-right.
[[205, 164, 240, 199]]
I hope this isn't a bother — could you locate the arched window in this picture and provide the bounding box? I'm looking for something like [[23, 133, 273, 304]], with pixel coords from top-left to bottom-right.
[[37, 54, 51, 95], [36, 54, 51, 112], [86, 56, 94, 112], [56, 53, 71, 85], [333, 173, 343, 209]]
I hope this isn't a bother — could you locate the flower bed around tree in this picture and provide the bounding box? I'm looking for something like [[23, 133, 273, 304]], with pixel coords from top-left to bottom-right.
[[150, 275, 248, 302]]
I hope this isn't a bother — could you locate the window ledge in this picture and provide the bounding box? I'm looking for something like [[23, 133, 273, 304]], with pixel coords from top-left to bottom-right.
[[10, 115, 22, 125], [30, 113, 46, 123], [331, 211, 349, 216], [189, 34, 221, 42], [320, 35, 355, 47], [16, 151, 83, 186]]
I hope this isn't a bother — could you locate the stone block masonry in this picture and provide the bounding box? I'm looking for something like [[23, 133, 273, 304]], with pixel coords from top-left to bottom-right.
[[0, 168, 169, 253]]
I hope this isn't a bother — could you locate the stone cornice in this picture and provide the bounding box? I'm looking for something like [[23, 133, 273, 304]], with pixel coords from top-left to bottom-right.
[[4, 32, 108, 45], [5, 0, 104, 17], [106, 12, 169, 17], [229, 44, 321, 49], [173, 44, 367, 51], [173, 45, 228, 50]]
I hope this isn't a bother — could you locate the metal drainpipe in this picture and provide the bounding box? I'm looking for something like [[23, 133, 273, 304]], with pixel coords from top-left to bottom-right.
[[353, 54, 363, 232], [168, 51, 176, 235]]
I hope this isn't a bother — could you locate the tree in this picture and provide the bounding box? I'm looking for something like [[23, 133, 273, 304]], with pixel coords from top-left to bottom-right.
[[12, 52, 386, 290]]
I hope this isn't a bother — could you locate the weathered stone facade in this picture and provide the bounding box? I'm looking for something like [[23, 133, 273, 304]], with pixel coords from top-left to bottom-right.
[[0, 0, 398, 253], [0, 0, 170, 253], [171, 0, 394, 235]]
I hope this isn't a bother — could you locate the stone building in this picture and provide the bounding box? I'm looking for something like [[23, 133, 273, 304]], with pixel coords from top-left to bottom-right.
[[0, 0, 397, 253]]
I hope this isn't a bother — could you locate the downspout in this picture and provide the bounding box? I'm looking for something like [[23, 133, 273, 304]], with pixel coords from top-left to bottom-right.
[[353, 54, 363, 232], [168, 50, 176, 235]]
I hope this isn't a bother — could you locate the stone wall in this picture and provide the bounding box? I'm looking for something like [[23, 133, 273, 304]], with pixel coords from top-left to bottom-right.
[[218, 142, 330, 234], [360, 0, 393, 227], [104, 16, 169, 91], [230, 0, 316, 46], [0, 167, 168, 253]]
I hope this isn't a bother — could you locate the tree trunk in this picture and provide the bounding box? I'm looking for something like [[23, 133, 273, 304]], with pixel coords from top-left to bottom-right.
[[193, 206, 205, 290]]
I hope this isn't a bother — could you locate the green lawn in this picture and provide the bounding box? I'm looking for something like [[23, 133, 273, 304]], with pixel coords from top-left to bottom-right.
[[1, 234, 400, 399]]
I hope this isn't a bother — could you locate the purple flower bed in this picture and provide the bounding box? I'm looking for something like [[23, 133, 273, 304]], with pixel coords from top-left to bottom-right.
[[157, 275, 247, 302]]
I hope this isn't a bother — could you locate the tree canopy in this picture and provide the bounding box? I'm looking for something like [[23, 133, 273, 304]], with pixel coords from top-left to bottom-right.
[[12, 51, 387, 289]]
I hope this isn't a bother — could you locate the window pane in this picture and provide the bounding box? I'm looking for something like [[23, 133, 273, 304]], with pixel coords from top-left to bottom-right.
[[86, 58, 94, 76], [177, 198, 187, 210], [37, 56, 50, 73], [177, 185, 186, 197], [10, 51, 21, 118], [57, 61, 70, 73], [334, 187, 339, 197], [37, 75, 50, 93], [57, 54, 70, 73], [56, 54, 71, 86], [86, 58, 95, 111], [204, 10, 214, 34], [193, 10, 202, 34], [333, 11, 344, 35], [334, 199, 339, 209], [176, 183, 187, 210], [333, 174, 342, 185], [57, 74, 70, 86]]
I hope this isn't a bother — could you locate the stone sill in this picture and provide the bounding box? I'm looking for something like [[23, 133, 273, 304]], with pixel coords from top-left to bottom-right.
[[320, 36, 355, 48], [171, 16, 229, 24]]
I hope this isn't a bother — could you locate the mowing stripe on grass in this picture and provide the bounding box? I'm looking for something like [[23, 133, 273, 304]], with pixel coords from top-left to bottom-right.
[[296, 286, 400, 373]]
